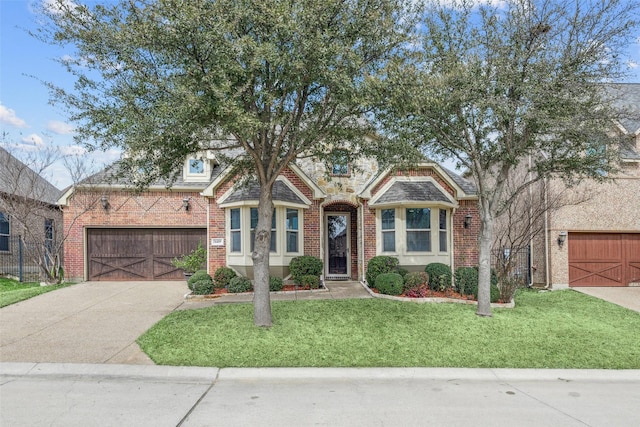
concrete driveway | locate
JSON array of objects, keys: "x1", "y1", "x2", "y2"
[
  {"x1": 573, "y1": 287, "x2": 640, "y2": 313},
  {"x1": 0, "y1": 281, "x2": 189, "y2": 364}
]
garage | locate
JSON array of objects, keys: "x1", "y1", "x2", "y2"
[
  {"x1": 87, "y1": 228, "x2": 207, "y2": 281},
  {"x1": 568, "y1": 233, "x2": 640, "y2": 287}
]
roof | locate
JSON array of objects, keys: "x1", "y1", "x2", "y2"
[
  {"x1": 607, "y1": 83, "x2": 640, "y2": 135},
  {"x1": 370, "y1": 180, "x2": 453, "y2": 206},
  {"x1": 440, "y1": 166, "x2": 477, "y2": 195},
  {"x1": 81, "y1": 160, "x2": 224, "y2": 190},
  {"x1": 0, "y1": 147, "x2": 61, "y2": 205},
  {"x1": 222, "y1": 180, "x2": 306, "y2": 205}
]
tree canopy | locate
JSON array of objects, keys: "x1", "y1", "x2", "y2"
[
  {"x1": 38, "y1": 0, "x2": 414, "y2": 326},
  {"x1": 379, "y1": 0, "x2": 639, "y2": 316}
]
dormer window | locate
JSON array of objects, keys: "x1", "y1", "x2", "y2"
[
  {"x1": 330, "y1": 149, "x2": 350, "y2": 176},
  {"x1": 183, "y1": 157, "x2": 210, "y2": 182}
]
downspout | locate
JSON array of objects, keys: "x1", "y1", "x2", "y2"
[
  {"x1": 360, "y1": 199, "x2": 365, "y2": 282},
  {"x1": 528, "y1": 155, "x2": 533, "y2": 287},
  {"x1": 544, "y1": 177, "x2": 550, "y2": 289},
  {"x1": 450, "y1": 207, "x2": 456, "y2": 276}
]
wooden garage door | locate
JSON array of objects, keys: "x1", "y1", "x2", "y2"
[
  {"x1": 568, "y1": 233, "x2": 640, "y2": 287},
  {"x1": 87, "y1": 228, "x2": 206, "y2": 281}
]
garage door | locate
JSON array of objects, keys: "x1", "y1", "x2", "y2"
[
  {"x1": 568, "y1": 233, "x2": 640, "y2": 287},
  {"x1": 87, "y1": 228, "x2": 207, "y2": 281}
]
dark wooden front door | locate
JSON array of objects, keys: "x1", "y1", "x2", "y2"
[
  {"x1": 87, "y1": 228, "x2": 206, "y2": 281},
  {"x1": 568, "y1": 233, "x2": 640, "y2": 287}
]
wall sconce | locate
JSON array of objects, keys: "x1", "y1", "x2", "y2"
[
  {"x1": 557, "y1": 231, "x2": 567, "y2": 247},
  {"x1": 101, "y1": 196, "x2": 109, "y2": 210},
  {"x1": 464, "y1": 214, "x2": 472, "y2": 229},
  {"x1": 182, "y1": 197, "x2": 190, "y2": 211}
]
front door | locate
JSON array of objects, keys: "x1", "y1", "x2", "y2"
[{"x1": 325, "y1": 213, "x2": 350, "y2": 280}]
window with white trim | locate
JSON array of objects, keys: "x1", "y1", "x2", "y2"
[
  {"x1": 406, "y1": 208, "x2": 431, "y2": 252},
  {"x1": 286, "y1": 208, "x2": 299, "y2": 253},
  {"x1": 250, "y1": 208, "x2": 276, "y2": 252},
  {"x1": 381, "y1": 208, "x2": 395, "y2": 252},
  {"x1": 230, "y1": 208, "x2": 241, "y2": 252},
  {"x1": 0, "y1": 212, "x2": 9, "y2": 252},
  {"x1": 439, "y1": 209, "x2": 447, "y2": 252}
]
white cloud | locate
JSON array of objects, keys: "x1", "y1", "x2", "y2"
[
  {"x1": 628, "y1": 61, "x2": 639, "y2": 69},
  {"x1": 47, "y1": 120, "x2": 75, "y2": 135},
  {"x1": 0, "y1": 104, "x2": 27, "y2": 128},
  {"x1": 59, "y1": 145, "x2": 86, "y2": 156},
  {"x1": 41, "y1": 0, "x2": 79, "y2": 16},
  {"x1": 21, "y1": 133, "x2": 45, "y2": 148}
]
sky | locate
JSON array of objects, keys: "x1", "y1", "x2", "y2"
[{"x1": 1, "y1": 0, "x2": 640, "y2": 190}]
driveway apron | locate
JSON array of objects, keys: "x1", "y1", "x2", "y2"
[
  {"x1": 0, "y1": 281, "x2": 189, "y2": 364},
  {"x1": 573, "y1": 287, "x2": 640, "y2": 313}
]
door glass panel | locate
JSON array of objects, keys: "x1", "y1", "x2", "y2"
[{"x1": 327, "y1": 214, "x2": 348, "y2": 275}]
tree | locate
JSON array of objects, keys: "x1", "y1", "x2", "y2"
[
  {"x1": 37, "y1": 0, "x2": 413, "y2": 326},
  {"x1": 380, "y1": 0, "x2": 639, "y2": 316}
]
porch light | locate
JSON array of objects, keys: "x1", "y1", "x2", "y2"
[
  {"x1": 557, "y1": 231, "x2": 567, "y2": 247},
  {"x1": 464, "y1": 214, "x2": 472, "y2": 229},
  {"x1": 101, "y1": 196, "x2": 109, "y2": 210},
  {"x1": 182, "y1": 197, "x2": 190, "y2": 211}
]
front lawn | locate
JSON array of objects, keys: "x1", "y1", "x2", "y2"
[
  {"x1": 0, "y1": 277, "x2": 72, "y2": 308},
  {"x1": 138, "y1": 289, "x2": 640, "y2": 369}
]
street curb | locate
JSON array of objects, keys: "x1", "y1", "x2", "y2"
[{"x1": 0, "y1": 362, "x2": 219, "y2": 384}]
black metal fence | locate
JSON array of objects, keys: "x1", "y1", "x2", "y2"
[
  {"x1": 0, "y1": 235, "x2": 45, "y2": 282},
  {"x1": 491, "y1": 246, "x2": 531, "y2": 286}
]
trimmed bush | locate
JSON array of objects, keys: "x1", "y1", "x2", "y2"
[
  {"x1": 213, "y1": 267, "x2": 236, "y2": 289},
  {"x1": 454, "y1": 267, "x2": 478, "y2": 296},
  {"x1": 425, "y1": 263, "x2": 452, "y2": 292},
  {"x1": 228, "y1": 276, "x2": 253, "y2": 293},
  {"x1": 375, "y1": 272, "x2": 404, "y2": 296},
  {"x1": 187, "y1": 270, "x2": 214, "y2": 295},
  {"x1": 403, "y1": 271, "x2": 429, "y2": 293},
  {"x1": 471, "y1": 281, "x2": 501, "y2": 303},
  {"x1": 366, "y1": 256, "x2": 399, "y2": 288},
  {"x1": 289, "y1": 256, "x2": 323, "y2": 284},
  {"x1": 297, "y1": 275, "x2": 321, "y2": 289},
  {"x1": 269, "y1": 276, "x2": 284, "y2": 292}
]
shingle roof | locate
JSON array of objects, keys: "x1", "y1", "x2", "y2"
[
  {"x1": 222, "y1": 180, "x2": 305, "y2": 205},
  {"x1": 371, "y1": 180, "x2": 452, "y2": 205},
  {"x1": 607, "y1": 83, "x2": 640, "y2": 135},
  {"x1": 0, "y1": 147, "x2": 61, "y2": 205},
  {"x1": 82, "y1": 160, "x2": 224, "y2": 190}
]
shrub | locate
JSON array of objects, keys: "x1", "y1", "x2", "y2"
[
  {"x1": 289, "y1": 256, "x2": 323, "y2": 284},
  {"x1": 228, "y1": 276, "x2": 253, "y2": 293},
  {"x1": 472, "y1": 281, "x2": 501, "y2": 303},
  {"x1": 425, "y1": 263, "x2": 452, "y2": 292},
  {"x1": 375, "y1": 272, "x2": 404, "y2": 296},
  {"x1": 269, "y1": 276, "x2": 284, "y2": 292},
  {"x1": 172, "y1": 243, "x2": 207, "y2": 274},
  {"x1": 213, "y1": 267, "x2": 236, "y2": 289},
  {"x1": 297, "y1": 275, "x2": 321, "y2": 289},
  {"x1": 454, "y1": 267, "x2": 478, "y2": 296},
  {"x1": 496, "y1": 274, "x2": 525, "y2": 303},
  {"x1": 397, "y1": 267, "x2": 409, "y2": 281},
  {"x1": 187, "y1": 270, "x2": 214, "y2": 295},
  {"x1": 403, "y1": 271, "x2": 429, "y2": 293},
  {"x1": 366, "y1": 256, "x2": 399, "y2": 288}
]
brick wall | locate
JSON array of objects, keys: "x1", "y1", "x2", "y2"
[
  {"x1": 63, "y1": 190, "x2": 207, "y2": 280},
  {"x1": 453, "y1": 200, "x2": 479, "y2": 267}
]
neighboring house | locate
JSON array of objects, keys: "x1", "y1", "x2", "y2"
[
  {"x1": 59, "y1": 152, "x2": 480, "y2": 282},
  {"x1": 0, "y1": 147, "x2": 62, "y2": 279},
  {"x1": 546, "y1": 83, "x2": 640, "y2": 288},
  {"x1": 495, "y1": 83, "x2": 640, "y2": 288}
]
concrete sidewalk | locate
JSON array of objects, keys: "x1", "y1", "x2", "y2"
[
  {"x1": 2, "y1": 363, "x2": 639, "y2": 427},
  {"x1": 573, "y1": 287, "x2": 640, "y2": 312}
]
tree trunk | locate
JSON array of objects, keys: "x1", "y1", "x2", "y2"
[
  {"x1": 476, "y1": 204, "x2": 494, "y2": 317},
  {"x1": 252, "y1": 186, "x2": 275, "y2": 327}
]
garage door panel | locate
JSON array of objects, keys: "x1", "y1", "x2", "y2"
[
  {"x1": 87, "y1": 228, "x2": 206, "y2": 281},
  {"x1": 569, "y1": 233, "x2": 639, "y2": 287}
]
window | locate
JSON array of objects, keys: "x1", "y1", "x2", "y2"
[
  {"x1": 286, "y1": 208, "x2": 299, "y2": 253},
  {"x1": 439, "y1": 209, "x2": 447, "y2": 252},
  {"x1": 330, "y1": 150, "x2": 349, "y2": 176},
  {"x1": 45, "y1": 219, "x2": 54, "y2": 256},
  {"x1": 381, "y1": 209, "x2": 395, "y2": 252},
  {"x1": 406, "y1": 208, "x2": 430, "y2": 252},
  {"x1": 0, "y1": 212, "x2": 9, "y2": 252},
  {"x1": 230, "y1": 208, "x2": 241, "y2": 252},
  {"x1": 189, "y1": 159, "x2": 204, "y2": 174},
  {"x1": 250, "y1": 208, "x2": 276, "y2": 252}
]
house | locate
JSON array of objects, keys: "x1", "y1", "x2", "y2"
[
  {"x1": 0, "y1": 147, "x2": 62, "y2": 279},
  {"x1": 495, "y1": 83, "x2": 640, "y2": 289},
  {"x1": 59, "y1": 151, "x2": 480, "y2": 282},
  {"x1": 545, "y1": 83, "x2": 640, "y2": 288}
]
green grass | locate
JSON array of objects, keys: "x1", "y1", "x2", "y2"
[
  {"x1": 0, "y1": 277, "x2": 72, "y2": 308},
  {"x1": 138, "y1": 289, "x2": 640, "y2": 369}
]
